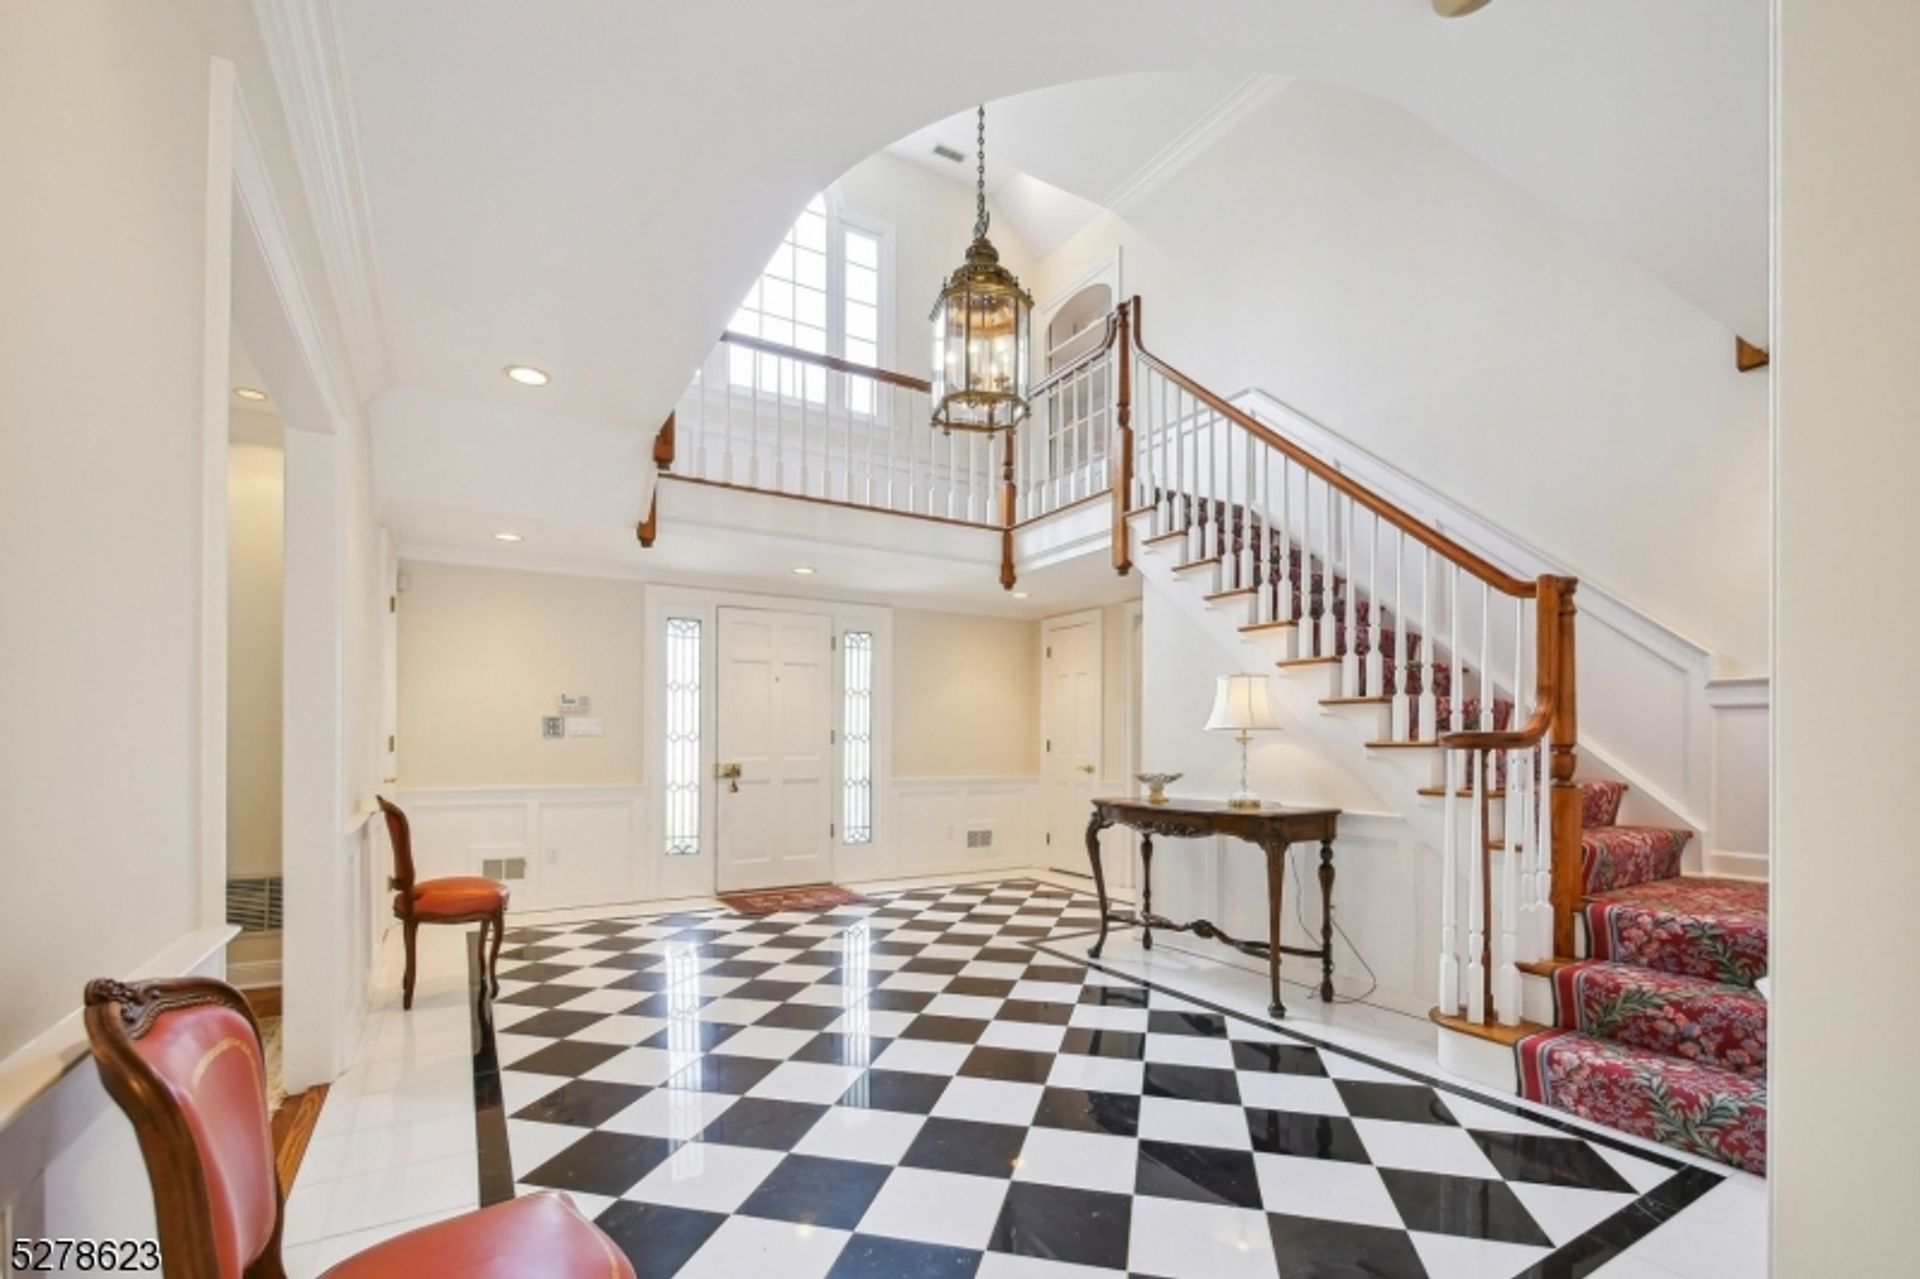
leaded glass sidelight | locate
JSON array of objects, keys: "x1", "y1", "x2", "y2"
[
  {"x1": 842, "y1": 630, "x2": 874, "y2": 844},
  {"x1": 664, "y1": 617, "x2": 702, "y2": 856}
]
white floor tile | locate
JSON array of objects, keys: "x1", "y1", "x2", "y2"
[
  {"x1": 1138, "y1": 1096, "x2": 1253, "y2": 1151},
  {"x1": 930, "y1": 1076, "x2": 1044, "y2": 1126},
  {"x1": 321, "y1": 1150, "x2": 478, "y2": 1237},
  {"x1": 673, "y1": 1215, "x2": 850, "y2": 1279},
  {"x1": 1408, "y1": 1230, "x2": 1553, "y2": 1279},
  {"x1": 1044, "y1": 1052, "x2": 1144, "y2": 1094},
  {"x1": 601, "y1": 1087, "x2": 736, "y2": 1140},
  {"x1": 791, "y1": 1105, "x2": 928, "y2": 1165},
  {"x1": 1509, "y1": 1181, "x2": 1639, "y2": 1247},
  {"x1": 624, "y1": 1141, "x2": 784, "y2": 1213},
  {"x1": 871, "y1": 1037, "x2": 972, "y2": 1076},
  {"x1": 1127, "y1": 1195, "x2": 1277, "y2": 1279},
  {"x1": 976, "y1": 1020, "x2": 1068, "y2": 1053},
  {"x1": 1011, "y1": 1126, "x2": 1137, "y2": 1194},
  {"x1": 1350, "y1": 1118, "x2": 1503, "y2": 1179},
  {"x1": 856, "y1": 1166, "x2": 1010, "y2": 1250},
  {"x1": 1234, "y1": 1070, "x2": 1347, "y2": 1116},
  {"x1": 747, "y1": 1060, "x2": 865, "y2": 1104},
  {"x1": 582, "y1": 1045, "x2": 682, "y2": 1087},
  {"x1": 1253, "y1": 1152, "x2": 1404, "y2": 1229}
]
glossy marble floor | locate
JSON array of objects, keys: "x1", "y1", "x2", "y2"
[{"x1": 282, "y1": 873, "x2": 1768, "y2": 1278}]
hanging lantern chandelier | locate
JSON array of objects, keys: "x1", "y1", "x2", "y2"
[{"x1": 929, "y1": 105, "x2": 1033, "y2": 435}]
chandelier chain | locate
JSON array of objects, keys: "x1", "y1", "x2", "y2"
[{"x1": 974, "y1": 104, "x2": 989, "y2": 240}]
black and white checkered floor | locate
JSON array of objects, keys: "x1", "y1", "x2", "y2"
[{"x1": 480, "y1": 879, "x2": 1718, "y2": 1279}]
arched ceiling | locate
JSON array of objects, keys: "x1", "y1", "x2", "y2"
[{"x1": 316, "y1": 0, "x2": 1764, "y2": 424}]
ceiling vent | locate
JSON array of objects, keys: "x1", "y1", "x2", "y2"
[{"x1": 932, "y1": 143, "x2": 966, "y2": 164}]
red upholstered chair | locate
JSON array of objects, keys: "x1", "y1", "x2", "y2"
[
  {"x1": 378, "y1": 795, "x2": 508, "y2": 1009},
  {"x1": 83, "y1": 976, "x2": 634, "y2": 1279}
]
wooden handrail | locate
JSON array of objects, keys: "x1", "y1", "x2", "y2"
[
  {"x1": 1126, "y1": 299, "x2": 1536, "y2": 598},
  {"x1": 1031, "y1": 312, "x2": 1121, "y2": 398},
  {"x1": 717, "y1": 329, "x2": 932, "y2": 393}
]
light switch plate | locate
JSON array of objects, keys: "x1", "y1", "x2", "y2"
[{"x1": 565, "y1": 716, "x2": 604, "y2": 737}]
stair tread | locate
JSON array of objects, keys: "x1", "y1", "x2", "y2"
[
  {"x1": 1516, "y1": 957, "x2": 1580, "y2": 977},
  {"x1": 1419, "y1": 786, "x2": 1508, "y2": 799},
  {"x1": 1275, "y1": 655, "x2": 1341, "y2": 669},
  {"x1": 1239, "y1": 619, "x2": 1298, "y2": 634},
  {"x1": 1428, "y1": 1008, "x2": 1548, "y2": 1046},
  {"x1": 1367, "y1": 739, "x2": 1439, "y2": 750},
  {"x1": 1172, "y1": 555, "x2": 1222, "y2": 573},
  {"x1": 1204, "y1": 586, "x2": 1258, "y2": 602},
  {"x1": 1322, "y1": 695, "x2": 1391, "y2": 706},
  {"x1": 1585, "y1": 876, "x2": 1768, "y2": 989},
  {"x1": 1142, "y1": 529, "x2": 1188, "y2": 547}
]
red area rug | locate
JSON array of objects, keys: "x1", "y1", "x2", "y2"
[{"x1": 719, "y1": 884, "x2": 869, "y2": 916}]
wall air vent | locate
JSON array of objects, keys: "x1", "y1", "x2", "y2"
[
  {"x1": 932, "y1": 143, "x2": 966, "y2": 164},
  {"x1": 225, "y1": 875, "x2": 284, "y2": 933},
  {"x1": 481, "y1": 856, "x2": 528, "y2": 882},
  {"x1": 965, "y1": 827, "x2": 994, "y2": 850}
]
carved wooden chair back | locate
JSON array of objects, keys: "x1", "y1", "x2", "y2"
[{"x1": 83, "y1": 976, "x2": 283, "y2": 1279}]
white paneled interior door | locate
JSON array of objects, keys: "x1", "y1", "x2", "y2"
[
  {"x1": 1042, "y1": 612, "x2": 1103, "y2": 874},
  {"x1": 716, "y1": 607, "x2": 834, "y2": 892}
]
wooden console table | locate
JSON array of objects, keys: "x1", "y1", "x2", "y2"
[{"x1": 1085, "y1": 797, "x2": 1341, "y2": 1017}]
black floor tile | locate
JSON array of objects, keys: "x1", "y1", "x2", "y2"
[
  {"x1": 1243, "y1": 1107, "x2": 1370, "y2": 1163},
  {"x1": 1335, "y1": 1080, "x2": 1457, "y2": 1126},
  {"x1": 1141, "y1": 1062, "x2": 1241, "y2": 1105},
  {"x1": 504, "y1": 1009, "x2": 608, "y2": 1040},
  {"x1": 1135, "y1": 1138, "x2": 1265, "y2": 1210},
  {"x1": 1468, "y1": 1130, "x2": 1637, "y2": 1193},
  {"x1": 642, "y1": 1021, "x2": 741, "y2": 1054},
  {"x1": 1231, "y1": 1041, "x2": 1327, "y2": 1076},
  {"x1": 988, "y1": 1181, "x2": 1134, "y2": 1270},
  {"x1": 839, "y1": 1068, "x2": 950, "y2": 1113},
  {"x1": 1380, "y1": 1168, "x2": 1554, "y2": 1247},
  {"x1": 958, "y1": 1046, "x2": 1055, "y2": 1084},
  {"x1": 737, "y1": 1153, "x2": 892, "y2": 1229},
  {"x1": 1032, "y1": 1086, "x2": 1140, "y2": 1137},
  {"x1": 792, "y1": 1031, "x2": 892, "y2": 1067},
  {"x1": 593, "y1": 1201, "x2": 727, "y2": 1279},
  {"x1": 752, "y1": 1000, "x2": 844, "y2": 1030},
  {"x1": 510, "y1": 1039, "x2": 627, "y2": 1078},
  {"x1": 1078, "y1": 984, "x2": 1150, "y2": 1008},
  {"x1": 943, "y1": 976, "x2": 1018, "y2": 999},
  {"x1": 521, "y1": 1130, "x2": 673, "y2": 1197},
  {"x1": 825, "y1": 1234, "x2": 982, "y2": 1279},
  {"x1": 497, "y1": 983, "x2": 598, "y2": 1009},
  {"x1": 861, "y1": 988, "x2": 937, "y2": 1013},
  {"x1": 663, "y1": 1052, "x2": 779, "y2": 1095},
  {"x1": 900, "y1": 1117, "x2": 1027, "y2": 1178},
  {"x1": 1059, "y1": 1027, "x2": 1147, "y2": 1060},
  {"x1": 901, "y1": 1014, "x2": 990, "y2": 1044},
  {"x1": 693, "y1": 1096, "x2": 828, "y2": 1150},
  {"x1": 1148, "y1": 1009, "x2": 1230, "y2": 1038},
  {"x1": 1265, "y1": 1211, "x2": 1430, "y2": 1279},
  {"x1": 512, "y1": 1079, "x2": 649, "y2": 1127},
  {"x1": 996, "y1": 999, "x2": 1075, "y2": 1026}
]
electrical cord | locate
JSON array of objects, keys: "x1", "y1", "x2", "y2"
[{"x1": 1284, "y1": 843, "x2": 1380, "y2": 1005}]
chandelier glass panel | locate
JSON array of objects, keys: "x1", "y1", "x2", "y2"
[{"x1": 929, "y1": 105, "x2": 1033, "y2": 434}]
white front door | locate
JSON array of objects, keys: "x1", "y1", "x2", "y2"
[
  {"x1": 716, "y1": 607, "x2": 834, "y2": 892},
  {"x1": 1042, "y1": 613, "x2": 1103, "y2": 874}
]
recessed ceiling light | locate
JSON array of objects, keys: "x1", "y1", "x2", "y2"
[
  {"x1": 504, "y1": 365, "x2": 550, "y2": 386},
  {"x1": 1011, "y1": 591, "x2": 1029, "y2": 599},
  {"x1": 233, "y1": 386, "x2": 269, "y2": 402},
  {"x1": 493, "y1": 531, "x2": 524, "y2": 543},
  {"x1": 792, "y1": 566, "x2": 817, "y2": 576}
]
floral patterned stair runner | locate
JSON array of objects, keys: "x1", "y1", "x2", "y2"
[
  {"x1": 1585, "y1": 876, "x2": 1769, "y2": 988},
  {"x1": 1516, "y1": 1030, "x2": 1768, "y2": 1175},
  {"x1": 1551, "y1": 961, "x2": 1767, "y2": 1077}
]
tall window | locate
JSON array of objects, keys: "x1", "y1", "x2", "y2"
[
  {"x1": 842, "y1": 630, "x2": 874, "y2": 844},
  {"x1": 663, "y1": 617, "x2": 702, "y2": 856},
  {"x1": 727, "y1": 192, "x2": 888, "y2": 411}
]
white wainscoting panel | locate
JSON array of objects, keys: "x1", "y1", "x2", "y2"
[
  {"x1": 891, "y1": 778, "x2": 1041, "y2": 880},
  {"x1": 1148, "y1": 816, "x2": 1434, "y2": 1017},
  {"x1": 392, "y1": 787, "x2": 646, "y2": 912}
]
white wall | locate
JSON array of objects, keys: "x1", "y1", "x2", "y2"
[
  {"x1": 836, "y1": 150, "x2": 1036, "y2": 379},
  {"x1": 228, "y1": 425, "x2": 286, "y2": 878},
  {"x1": 1772, "y1": 4, "x2": 1920, "y2": 1272},
  {"x1": 894, "y1": 608, "x2": 1039, "y2": 778},
  {"x1": 397, "y1": 559, "x2": 647, "y2": 787},
  {"x1": 1038, "y1": 79, "x2": 1768, "y2": 678}
]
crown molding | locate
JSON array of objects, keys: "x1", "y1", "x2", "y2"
[
  {"x1": 1102, "y1": 74, "x2": 1288, "y2": 216},
  {"x1": 251, "y1": 0, "x2": 389, "y2": 400}
]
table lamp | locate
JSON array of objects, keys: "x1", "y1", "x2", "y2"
[{"x1": 1205, "y1": 673, "x2": 1282, "y2": 810}]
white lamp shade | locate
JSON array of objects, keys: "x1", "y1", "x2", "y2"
[{"x1": 1204, "y1": 674, "x2": 1282, "y2": 732}]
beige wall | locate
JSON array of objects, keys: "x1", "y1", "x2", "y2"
[
  {"x1": 227, "y1": 430, "x2": 283, "y2": 877},
  {"x1": 1773, "y1": 3, "x2": 1920, "y2": 1271},
  {"x1": 397, "y1": 560, "x2": 645, "y2": 787},
  {"x1": 894, "y1": 608, "x2": 1040, "y2": 777}
]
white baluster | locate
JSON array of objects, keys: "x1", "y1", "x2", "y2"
[
  {"x1": 1419, "y1": 549, "x2": 1437, "y2": 741},
  {"x1": 1277, "y1": 458, "x2": 1294, "y2": 624},
  {"x1": 1498, "y1": 748, "x2": 1521, "y2": 1025},
  {"x1": 1341, "y1": 492, "x2": 1358, "y2": 695},
  {"x1": 1480, "y1": 581, "x2": 1494, "y2": 730},
  {"x1": 774, "y1": 359, "x2": 787, "y2": 493},
  {"x1": 1365, "y1": 513, "x2": 1382, "y2": 695},
  {"x1": 1318, "y1": 484, "x2": 1337, "y2": 658},
  {"x1": 1439, "y1": 749, "x2": 1461, "y2": 1014},
  {"x1": 1255, "y1": 446, "x2": 1271, "y2": 622},
  {"x1": 1466, "y1": 751, "x2": 1487, "y2": 1024},
  {"x1": 1392, "y1": 531, "x2": 1410, "y2": 739},
  {"x1": 1536, "y1": 742, "x2": 1553, "y2": 957},
  {"x1": 723, "y1": 354, "x2": 736, "y2": 485},
  {"x1": 1450, "y1": 566, "x2": 1463, "y2": 734}
]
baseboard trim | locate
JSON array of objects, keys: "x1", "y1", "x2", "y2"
[{"x1": 228, "y1": 958, "x2": 283, "y2": 990}]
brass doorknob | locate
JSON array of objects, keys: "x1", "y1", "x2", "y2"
[{"x1": 1077, "y1": 763, "x2": 1096, "y2": 774}]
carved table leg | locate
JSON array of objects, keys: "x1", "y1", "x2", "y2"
[
  {"x1": 1140, "y1": 834, "x2": 1154, "y2": 951},
  {"x1": 1263, "y1": 839, "x2": 1288, "y2": 1017},
  {"x1": 1086, "y1": 810, "x2": 1113, "y2": 958},
  {"x1": 1319, "y1": 838, "x2": 1336, "y2": 1003}
]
